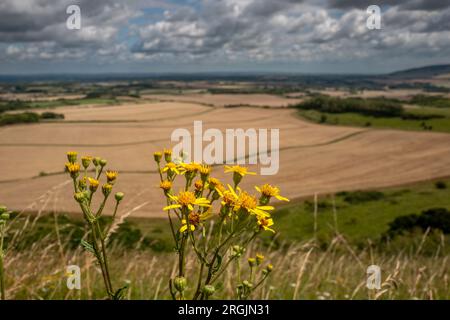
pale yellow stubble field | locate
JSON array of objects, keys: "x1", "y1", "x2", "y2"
[{"x1": 1, "y1": 96, "x2": 450, "y2": 218}]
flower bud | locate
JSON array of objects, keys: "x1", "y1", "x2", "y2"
[
  {"x1": 232, "y1": 245, "x2": 245, "y2": 257},
  {"x1": 67, "y1": 151, "x2": 78, "y2": 164},
  {"x1": 233, "y1": 172, "x2": 243, "y2": 187},
  {"x1": 0, "y1": 205, "x2": 7, "y2": 214},
  {"x1": 81, "y1": 156, "x2": 92, "y2": 169},
  {"x1": 173, "y1": 276, "x2": 187, "y2": 292},
  {"x1": 202, "y1": 285, "x2": 215, "y2": 297},
  {"x1": 263, "y1": 264, "x2": 273, "y2": 275},
  {"x1": 256, "y1": 254, "x2": 264, "y2": 266},
  {"x1": 248, "y1": 258, "x2": 256, "y2": 268},
  {"x1": 99, "y1": 159, "x2": 107, "y2": 167},
  {"x1": 1, "y1": 212, "x2": 10, "y2": 221},
  {"x1": 88, "y1": 178, "x2": 99, "y2": 192},
  {"x1": 74, "y1": 192, "x2": 86, "y2": 203},
  {"x1": 102, "y1": 184, "x2": 113, "y2": 197},
  {"x1": 164, "y1": 149, "x2": 172, "y2": 162},
  {"x1": 153, "y1": 151, "x2": 162, "y2": 163},
  {"x1": 93, "y1": 157, "x2": 101, "y2": 167},
  {"x1": 242, "y1": 280, "x2": 253, "y2": 289},
  {"x1": 115, "y1": 192, "x2": 125, "y2": 202},
  {"x1": 78, "y1": 177, "x2": 87, "y2": 191}
]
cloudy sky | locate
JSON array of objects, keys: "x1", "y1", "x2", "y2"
[{"x1": 1, "y1": 0, "x2": 449, "y2": 74}]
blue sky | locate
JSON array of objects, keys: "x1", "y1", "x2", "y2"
[{"x1": 0, "y1": 0, "x2": 449, "y2": 74}]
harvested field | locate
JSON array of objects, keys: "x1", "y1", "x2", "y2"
[
  {"x1": 1, "y1": 96, "x2": 450, "y2": 218},
  {"x1": 143, "y1": 93, "x2": 302, "y2": 107}
]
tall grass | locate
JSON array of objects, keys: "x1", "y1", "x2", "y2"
[{"x1": 1, "y1": 179, "x2": 449, "y2": 300}]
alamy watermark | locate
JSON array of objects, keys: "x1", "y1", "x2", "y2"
[
  {"x1": 66, "y1": 5, "x2": 81, "y2": 30},
  {"x1": 171, "y1": 121, "x2": 279, "y2": 175},
  {"x1": 366, "y1": 265, "x2": 381, "y2": 290},
  {"x1": 366, "y1": 5, "x2": 381, "y2": 30}
]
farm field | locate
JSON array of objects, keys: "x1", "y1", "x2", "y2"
[{"x1": 1, "y1": 94, "x2": 450, "y2": 219}]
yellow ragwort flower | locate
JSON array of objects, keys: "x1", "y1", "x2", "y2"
[
  {"x1": 164, "y1": 191, "x2": 210, "y2": 212},
  {"x1": 199, "y1": 165, "x2": 211, "y2": 180},
  {"x1": 162, "y1": 162, "x2": 181, "y2": 175},
  {"x1": 257, "y1": 216, "x2": 275, "y2": 233},
  {"x1": 194, "y1": 180, "x2": 204, "y2": 191},
  {"x1": 65, "y1": 162, "x2": 80, "y2": 176},
  {"x1": 207, "y1": 177, "x2": 222, "y2": 192},
  {"x1": 179, "y1": 210, "x2": 212, "y2": 233},
  {"x1": 88, "y1": 177, "x2": 99, "y2": 192},
  {"x1": 224, "y1": 165, "x2": 256, "y2": 177},
  {"x1": 160, "y1": 180, "x2": 172, "y2": 192},
  {"x1": 232, "y1": 187, "x2": 274, "y2": 217},
  {"x1": 105, "y1": 170, "x2": 118, "y2": 183},
  {"x1": 255, "y1": 184, "x2": 289, "y2": 202}
]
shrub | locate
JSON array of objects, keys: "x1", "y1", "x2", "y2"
[
  {"x1": 40, "y1": 111, "x2": 64, "y2": 119},
  {"x1": 386, "y1": 208, "x2": 450, "y2": 238},
  {"x1": 435, "y1": 181, "x2": 447, "y2": 189},
  {"x1": 296, "y1": 96, "x2": 404, "y2": 118},
  {"x1": 337, "y1": 190, "x2": 385, "y2": 204},
  {"x1": 0, "y1": 112, "x2": 40, "y2": 126}
]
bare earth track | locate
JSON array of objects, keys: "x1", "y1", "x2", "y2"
[{"x1": 1, "y1": 96, "x2": 450, "y2": 217}]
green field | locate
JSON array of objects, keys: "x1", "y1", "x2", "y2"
[
  {"x1": 298, "y1": 107, "x2": 450, "y2": 133},
  {"x1": 272, "y1": 179, "x2": 450, "y2": 246},
  {"x1": 21, "y1": 178, "x2": 449, "y2": 255}
]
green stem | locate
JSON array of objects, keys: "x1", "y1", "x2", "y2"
[
  {"x1": 192, "y1": 263, "x2": 205, "y2": 300},
  {"x1": 0, "y1": 226, "x2": 5, "y2": 300}
]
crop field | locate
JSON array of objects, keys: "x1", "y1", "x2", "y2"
[{"x1": 1, "y1": 93, "x2": 450, "y2": 220}]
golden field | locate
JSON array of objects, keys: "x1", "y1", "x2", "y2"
[{"x1": 1, "y1": 94, "x2": 450, "y2": 218}]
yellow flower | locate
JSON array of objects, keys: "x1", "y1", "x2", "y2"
[
  {"x1": 180, "y1": 162, "x2": 201, "y2": 180},
  {"x1": 164, "y1": 191, "x2": 210, "y2": 212},
  {"x1": 224, "y1": 165, "x2": 256, "y2": 177},
  {"x1": 67, "y1": 151, "x2": 78, "y2": 164},
  {"x1": 194, "y1": 180, "x2": 204, "y2": 191},
  {"x1": 179, "y1": 210, "x2": 212, "y2": 233},
  {"x1": 105, "y1": 170, "x2": 118, "y2": 183},
  {"x1": 234, "y1": 189, "x2": 274, "y2": 217},
  {"x1": 218, "y1": 185, "x2": 239, "y2": 206},
  {"x1": 257, "y1": 216, "x2": 275, "y2": 233},
  {"x1": 225, "y1": 165, "x2": 256, "y2": 186},
  {"x1": 199, "y1": 165, "x2": 211, "y2": 181},
  {"x1": 65, "y1": 162, "x2": 80, "y2": 177},
  {"x1": 255, "y1": 184, "x2": 289, "y2": 202},
  {"x1": 159, "y1": 180, "x2": 172, "y2": 192},
  {"x1": 88, "y1": 177, "x2": 99, "y2": 192},
  {"x1": 208, "y1": 177, "x2": 222, "y2": 191},
  {"x1": 162, "y1": 162, "x2": 181, "y2": 175}
]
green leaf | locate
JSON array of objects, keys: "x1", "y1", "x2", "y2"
[
  {"x1": 80, "y1": 240, "x2": 95, "y2": 254},
  {"x1": 113, "y1": 285, "x2": 129, "y2": 300}
]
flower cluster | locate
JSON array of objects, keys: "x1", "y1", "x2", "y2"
[
  {"x1": 154, "y1": 149, "x2": 288, "y2": 300},
  {"x1": 65, "y1": 151, "x2": 126, "y2": 300}
]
